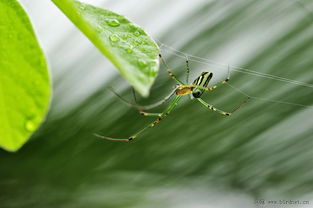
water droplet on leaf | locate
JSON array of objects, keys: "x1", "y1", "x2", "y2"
[
  {"x1": 109, "y1": 34, "x2": 120, "y2": 42},
  {"x1": 138, "y1": 73, "x2": 146, "y2": 81},
  {"x1": 150, "y1": 60, "x2": 158, "y2": 66},
  {"x1": 129, "y1": 25, "x2": 138, "y2": 32},
  {"x1": 107, "y1": 19, "x2": 120, "y2": 27},
  {"x1": 138, "y1": 59, "x2": 147, "y2": 67},
  {"x1": 149, "y1": 64, "x2": 158, "y2": 77},
  {"x1": 79, "y1": 5, "x2": 86, "y2": 10},
  {"x1": 122, "y1": 34, "x2": 130, "y2": 39},
  {"x1": 25, "y1": 119, "x2": 36, "y2": 132},
  {"x1": 133, "y1": 39, "x2": 141, "y2": 46},
  {"x1": 134, "y1": 31, "x2": 140, "y2": 36},
  {"x1": 96, "y1": 26, "x2": 103, "y2": 32}
]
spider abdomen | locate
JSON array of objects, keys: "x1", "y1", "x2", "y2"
[{"x1": 191, "y1": 72, "x2": 213, "y2": 98}]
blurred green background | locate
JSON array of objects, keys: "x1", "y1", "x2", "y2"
[{"x1": 1, "y1": 0, "x2": 313, "y2": 207}]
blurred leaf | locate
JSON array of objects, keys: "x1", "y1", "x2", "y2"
[
  {"x1": 2, "y1": 0, "x2": 313, "y2": 207},
  {"x1": 0, "y1": 0, "x2": 51, "y2": 152},
  {"x1": 52, "y1": 0, "x2": 159, "y2": 97}
]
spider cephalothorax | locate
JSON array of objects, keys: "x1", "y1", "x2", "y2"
[{"x1": 175, "y1": 72, "x2": 213, "y2": 98}]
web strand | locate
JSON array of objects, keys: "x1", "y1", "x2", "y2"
[
  {"x1": 158, "y1": 41, "x2": 313, "y2": 88},
  {"x1": 157, "y1": 40, "x2": 313, "y2": 109},
  {"x1": 226, "y1": 83, "x2": 312, "y2": 108}
]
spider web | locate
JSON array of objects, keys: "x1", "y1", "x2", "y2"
[{"x1": 157, "y1": 40, "x2": 313, "y2": 109}]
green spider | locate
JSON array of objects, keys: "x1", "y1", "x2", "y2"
[{"x1": 95, "y1": 54, "x2": 250, "y2": 142}]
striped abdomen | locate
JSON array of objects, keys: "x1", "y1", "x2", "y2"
[{"x1": 192, "y1": 72, "x2": 213, "y2": 98}]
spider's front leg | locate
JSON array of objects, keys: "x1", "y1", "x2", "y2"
[
  {"x1": 208, "y1": 75, "x2": 230, "y2": 91},
  {"x1": 159, "y1": 54, "x2": 184, "y2": 84},
  {"x1": 185, "y1": 56, "x2": 190, "y2": 83}
]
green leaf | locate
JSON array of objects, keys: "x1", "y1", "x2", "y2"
[
  {"x1": 0, "y1": 0, "x2": 51, "y2": 152},
  {"x1": 2, "y1": 1, "x2": 313, "y2": 206},
  {"x1": 52, "y1": 0, "x2": 159, "y2": 97}
]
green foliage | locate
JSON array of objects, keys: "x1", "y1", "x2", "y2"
[
  {"x1": 2, "y1": 0, "x2": 313, "y2": 207},
  {"x1": 0, "y1": 0, "x2": 50, "y2": 152},
  {"x1": 52, "y1": 0, "x2": 159, "y2": 97}
]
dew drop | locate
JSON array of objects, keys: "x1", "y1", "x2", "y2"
[
  {"x1": 25, "y1": 119, "x2": 36, "y2": 132},
  {"x1": 122, "y1": 34, "x2": 130, "y2": 39},
  {"x1": 109, "y1": 34, "x2": 120, "y2": 42},
  {"x1": 107, "y1": 19, "x2": 120, "y2": 27},
  {"x1": 138, "y1": 73, "x2": 146, "y2": 81},
  {"x1": 129, "y1": 25, "x2": 137, "y2": 32},
  {"x1": 96, "y1": 25, "x2": 103, "y2": 32},
  {"x1": 134, "y1": 31, "x2": 140, "y2": 37},
  {"x1": 119, "y1": 44, "x2": 133, "y2": 53},
  {"x1": 138, "y1": 59, "x2": 147, "y2": 67},
  {"x1": 79, "y1": 5, "x2": 86, "y2": 10},
  {"x1": 149, "y1": 65, "x2": 158, "y2": 77},
  {"x1": 150, "y1": 60, "x2": 158, "y2": 66},
  {"x1": 133, "y1": 39, "x2": 141, "y2": 46}
]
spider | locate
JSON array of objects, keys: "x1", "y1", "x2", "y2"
[{"x1": 95, "y1": 54, "x2": 250, "y2": 142}]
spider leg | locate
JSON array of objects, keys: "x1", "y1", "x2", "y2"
[
  {"x1": 108, "y1": 87, "x2": 136, "y2": 108},
  {"x1": 159, "y1": 54, "x2": 184, "y2": 84},
  {"x1": 136, "y1": 87, "x2": 177, "y2": 111},
  {"x1": 139, "y1": 111, "x2": 162, "y2": 117},
  {"x1": 196, "y1": 98, "x2": 232, "y2": 116},
  {"x1": 94, "y1": 134, "x2": 130, "y2": 142},
  {"x1": 196, "y1": 97, "x2": 250, "y2": 116},
  {"x1": 185, "y1": 56, "x2": 190, "y2": 84},
  {"x1": 108, "y1": 87, "x2": 177, "y2": 111},
  {"x1": 131, "y1": 87, "x2": 137, "y2": 104},
  {"x1": 95, "y1": 96, "x2": 182, "y2": 142},
  {"x1": 131, "y1": 88, "x2": 160, "y2": 116}
]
